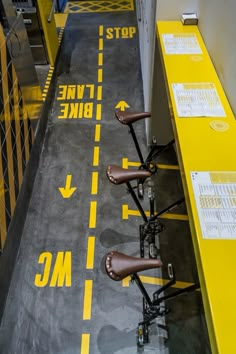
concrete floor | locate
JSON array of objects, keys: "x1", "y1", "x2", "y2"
[{"x1": 0, "y1": 7, "x2": 210, "y2": 354}]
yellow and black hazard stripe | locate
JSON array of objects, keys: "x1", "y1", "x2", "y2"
[{"x1": 64, "y1": 0, "x2": 134, "y2": 13}]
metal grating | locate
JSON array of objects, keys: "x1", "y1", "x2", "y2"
[
  {"x1": 64, "y1": 0, "x2": 134, "y2": 13},
  {"x1": 0, "y1": 24, "x2": 34, "y2": 251}
]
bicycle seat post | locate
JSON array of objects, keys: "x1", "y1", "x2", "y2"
[
  {"x1": 128, "y1": 123, "x2": 144, "y2": 165},
  {"x1": 132, "y1": 273, "x2": 152, "y2": 307},
  {"x1": 114, "y1": 110, "x2": 151, "y2": 167},
  {"x1": 147, "y1": 177, "x2": 155, "y2": 218},
  {"x1": 126, "y1": 181, "x2": 148, "y2": 223}
]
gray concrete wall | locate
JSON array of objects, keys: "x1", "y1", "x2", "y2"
[
  {"x1": 135, "y1": 0, "x2": 157, "y2": 143},
  {"x1": 136, "y1": 0, "x2": 157, "y2": 111}
]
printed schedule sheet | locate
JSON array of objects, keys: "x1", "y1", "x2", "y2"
[
  {"x1": 172, "y1": 83, "x2": 226, "y2": 117},
  {"x1": 191, "y1": 171, "x2": 236, "y2": 239}
]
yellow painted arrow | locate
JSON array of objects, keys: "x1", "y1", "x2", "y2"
[
  {"x1": 58, "y1": 175, "x2": 77, "y2": 198},
  {"x1": 115, "y1": 101, "x2": 130, "y2": 111}
]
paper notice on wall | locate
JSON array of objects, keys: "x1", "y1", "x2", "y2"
[
  {"x1": 172, "y1": 83, "x2": 226, "y2": 117},
  {"x1": 191, "y1": 171, "x2": 236, "y2": 239},
  {"x1": 162, "y1": 33, "x2": 202, "y2": 54}
]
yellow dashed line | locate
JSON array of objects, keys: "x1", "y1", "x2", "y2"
[
  {"x1": 89, "y1": 201, "x2": 97, "y2": 228},
  {"x1": 99, "y1": 25, "x2": 104, "y2": 36},
  {"x1": 98, "y1": 68, "x2": 103, "y2": 82},
  {"x1": 94, "y1": 124, "x2": 101, "y2": 142},
  {"x1": 98, "y1": 53, "x2": 103, "y2": 66},
  {"x1": 96, "y1": 104, "x2": 102, "y2": 120},
  {"x1": 91, "y1": 172, "x2": 98, "y2": 195},
  {"x1": 81, "y1": 334, "x2": 90, "y2": 354},
  {"x1": 99, "y1": 38, "x2": 103, "y2": 51},
  {"x1": 86, "y1": 236, "x2": 96, "y2": 269},
  {"x1": 93, "y1": 146, "x2": 100, "y2": 166},
  {"x1": 83, "y1": 280, "x2": 93, "y2": 320},
  {"x1": 97, "y1": 85, "x2": 102, "y2": 100}
]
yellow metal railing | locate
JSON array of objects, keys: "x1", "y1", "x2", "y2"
[{"x1": 0, "y1": 24, "x2": 34, "y2": 250}]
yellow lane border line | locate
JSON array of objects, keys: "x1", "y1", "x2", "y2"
[
  {"x1": 97, "y1": 85, "x2": 103, "y2": 100},
  {"x1": 42, "y1": 27, "x2": 65, "y2": 101},
  {"x1": 96, "y1": 104, "x2": 102, "y2": 121},
  {"x1": 97, "y1": 68, "x2": 103, "y2": 83},
  {"x1": 83, "y1": 280, "x2": 93, "y2": 320},
  {"x1": 122, "y1": 275, "x2": 199, "y2": 291},
  {"x1": 81, "y1": 333, "x2": 90, "y2": 354},
  {"x1": 122, "y1": 204, "x2": 188, "y2": 221},
  {"x1": 122, "y1": 157, "x2": 179, "y2": 170},
  {"x1": 42, "y1": 67, "x2": 54, "y2": 100},
  {"x1": 86, "y1": 236, "x2": 96, "y2": 269},
  {"x1": 91, "y1": 172, "x2": 99, "y2": 195},
  {"x1": 89, "y1": 201, "x2": 97, "y2": 228},
  {"x1": 94, "y1": 124, "x2": 101, "y2": 142},
  {"x1": 98, "y1": 53, "x2": 103, "y2": 66},
  {"x1": 93, "y1": 146, "x2": 100, "y2": 166}
]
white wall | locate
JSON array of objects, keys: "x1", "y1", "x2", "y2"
[
  {"x1": 198, "y1": 0, "x2": 236, "y2": 116},
  {"x1": 155, "y1": 0, "x2": 198, "y2": 21}
]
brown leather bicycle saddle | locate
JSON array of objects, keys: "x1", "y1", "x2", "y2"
[
  {"x1": 105, "y1": 251, "x2": 163, "y2": 281},
  {"x1": 115, "y1": 110, "x2": 151, "y2": 125},
  {"x1": 106, "y1": 165, "x2": 151, "y2": 185}
]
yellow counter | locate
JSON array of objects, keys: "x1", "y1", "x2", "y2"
[{"x1": 156, "y1": 21, "x2": 236, "y2": 354}]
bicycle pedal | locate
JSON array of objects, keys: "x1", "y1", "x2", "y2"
[
  {"x1": 168, "y1": 263, "x2": 175, "y2": 280},
  {"x1": 155, "y1": 222, "x2": 163, "y2": 233},
  {"x1": 137, "y1": 324, "x2": 149, "y2": 347},
  {"x1": 137, "y1": 324, "x2": 144, "y2": 347},
  {"x1": 138, "y1": 183, "x2": 144, "y2": 199},
  {"x1": 158, "y1": 306, "x2": 171, "y2": 316},
  {"x1": 149, "y1": 243, "x2": 158, "y2": 258},
  {"x1": 152, "y1": 136, "x2": 157, "y2": 145}
]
